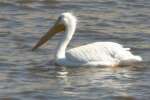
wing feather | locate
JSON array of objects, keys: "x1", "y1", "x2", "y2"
[
  {"x1": 66, "y1": 42, "x2": 123, "y2": 63},
  {"x1": 63, "y1": 41, "x2": 142, "y2": 67}
]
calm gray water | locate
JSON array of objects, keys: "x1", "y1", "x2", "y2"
[{"x1": 0, "y1": 0, "x2": 150, "y2": 100}]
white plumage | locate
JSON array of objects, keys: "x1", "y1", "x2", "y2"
[
  {"x1": 32, "y1": 12, "x2": 142, "y2": 67},
  {"x1": 65, "y1": 42, "x2": 142, "y2": 66}
]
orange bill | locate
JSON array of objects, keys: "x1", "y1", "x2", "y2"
[{"x1": 32, "y1": 21, "x2": 65, "y2": 51}]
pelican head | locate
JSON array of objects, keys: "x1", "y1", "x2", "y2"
[{"x1": 32, "y1": 12, "x2": 77, "y2": 51}]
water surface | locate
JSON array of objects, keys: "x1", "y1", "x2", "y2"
[{"x1": 0, "y1": 0, "x2": 150, "y2": 100}]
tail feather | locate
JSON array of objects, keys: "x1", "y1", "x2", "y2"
[
  {"x1": 125, "y1": 48, "x2": 131, "y2": 51},
  {"x1": 119, "y1": 55, "x2": 143, "y2": 65}
]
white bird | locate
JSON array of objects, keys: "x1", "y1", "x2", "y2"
[{"x1": 32, "y1": 12, "x2": 142, "y2": 67}]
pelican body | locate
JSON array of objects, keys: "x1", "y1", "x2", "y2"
[{"x1": 32, "y1": 12, "x2": 142, "y2": 67}]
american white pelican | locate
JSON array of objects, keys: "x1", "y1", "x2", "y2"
[{"x1": 32, "y1": 12, "x2": 142, "y2": 67}]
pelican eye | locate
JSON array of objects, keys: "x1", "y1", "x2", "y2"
[{"x1": 58, "y1": 15, "x2": 65, "y2": 21}]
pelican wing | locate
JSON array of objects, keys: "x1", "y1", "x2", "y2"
[{"x1": 66, "y1": 42, "x2": 142, "y2": 65}]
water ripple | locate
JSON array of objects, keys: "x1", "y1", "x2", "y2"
[{"x1": 0, "y1": 0, "x2": 150, "y2": 100}]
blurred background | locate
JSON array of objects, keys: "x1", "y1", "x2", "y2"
[{"x1": 0, "y1": 0, "x2": 150, "y2": 100}]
